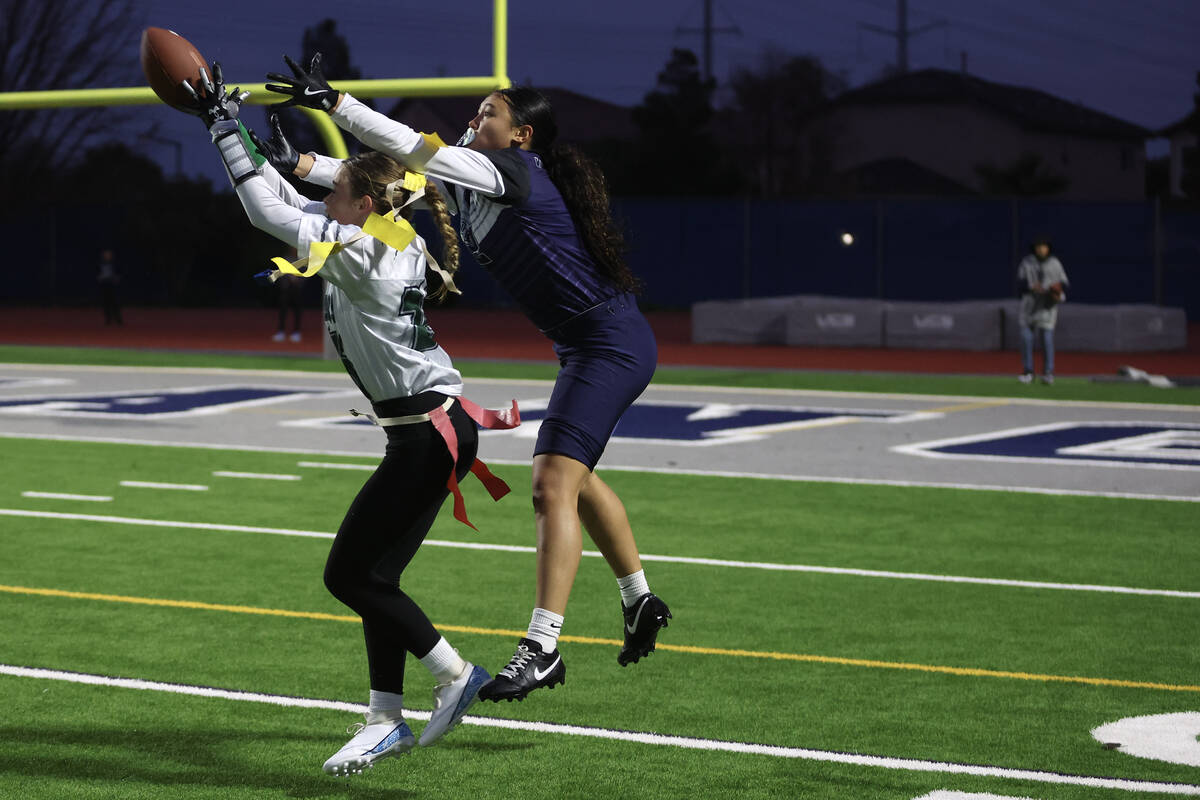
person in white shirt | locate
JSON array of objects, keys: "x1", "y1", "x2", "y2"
[
  {"x1": 188, "y1": 64, "x2": 504, "y2": 777},
  {"x1": 265, "y1": 55, "x2": 672, "y2": 703},
  {"x1": 1016, "y1": 236, "x2": 1069, "y2": 384}
]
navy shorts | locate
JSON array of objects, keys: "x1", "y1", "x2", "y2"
[{"x1": 535, "y1": 293, "x2": 657, "y2": 470}]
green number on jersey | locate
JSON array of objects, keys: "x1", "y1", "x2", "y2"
[{"x1": 399, "y1": 287, "x2": 437, "y2": 351}]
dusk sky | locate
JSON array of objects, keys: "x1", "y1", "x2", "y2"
[{"x1": 111, "y1": 0, "x2": 1200, "y2": 184}]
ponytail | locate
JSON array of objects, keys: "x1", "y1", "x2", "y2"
[
  {"x1": 498, "y1": 86, "x2": 642, "y2": 294},
  {"x1": 421, "y1": 180, "x2": 460, "y2": 302},
  {"x1": 543, "y1": 144, "x2": 640, "y2": 294}
]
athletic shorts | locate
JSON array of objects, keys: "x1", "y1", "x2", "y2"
[{"x1": 535, "y1": 293, "x2": 657, "y2": 470}]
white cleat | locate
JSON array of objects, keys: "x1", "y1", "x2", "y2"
[
  {"x1": 419, "y1": 662, "x2": 490, "y2": 746},
  {"x1": 322, "y1": 713, "x2": 415, "y2": 777}
]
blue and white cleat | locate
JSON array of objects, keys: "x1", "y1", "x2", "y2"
[
  {"x1": 419, "y1": 662, "x2": 490, "y2": 746},
  {"x1": 322, "y1": 714, "x2": 415, "y2": 777}
]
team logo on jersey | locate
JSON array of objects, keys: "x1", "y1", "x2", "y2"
[
  {"x1": 0, "y1": 385, "x2": 348, "y2": 419},
  {"x1": 284, "y1": 400, "x2": 936, "y2": 444},
  {"x1": 894, "y1": 421, "x2": 1200, "y2": 470},
  {"x1": 458, "y1": 190, "x2": 492, "y2": 265}
]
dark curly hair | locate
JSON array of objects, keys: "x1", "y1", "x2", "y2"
[{"x1": 497, "y1": 87, "x2": 641, "y2": 294}]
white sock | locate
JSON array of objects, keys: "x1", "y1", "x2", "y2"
[
  {"x1": 526, "y1": 607, "x2": 564, "y2": 653},
  {"x1": 419, "y1": 637, "x2": 467, "y2": 683},
  {"x1": 367, "y1": 689, "x2": 405, "y2": 721},
  {"x1": 617, "y1": 570, "x2": 651, "y2": 607}
]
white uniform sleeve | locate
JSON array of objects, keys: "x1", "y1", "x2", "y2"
[
  {"x1": 257, "y1": 162, "x2": 317, "y2": 210},
  {"x1": 332, "y1": 93, "x2": 507, "y2": 197},
  {"x1": 301, "y1": 149, "x2": 453, "y2": 212},
  {"x1": 305, "y1": 153, "x2": 342, "y2": 190},
  {"x1": 234, "y1": 175, "x2": 326, "y2": 247}
]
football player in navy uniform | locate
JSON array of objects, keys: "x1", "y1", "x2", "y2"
[
  {"x1": 266, "y1": 55, "x2": 672, "y2": 702},
  {"x1": 190, "y1": 64, "x2": 499, "y2": 775}
]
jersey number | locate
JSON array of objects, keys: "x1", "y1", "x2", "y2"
[{"x1": 399, "y1": 287, "x2": 438, "y2": 352}]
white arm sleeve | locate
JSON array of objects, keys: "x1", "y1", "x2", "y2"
[
  {"x1": 332, "y1": 93, "x2": 506, "y2": 197},
  {"x1": 258, "y1": 162, "x2": 314, "y2": 210},
  {"x1": 234, "y1": 175, "x2": 320, "y2": 248},
  {"x1": 304, "y1": 153, "x2": 342, "y2": 190}
]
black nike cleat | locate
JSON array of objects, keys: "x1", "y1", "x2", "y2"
[
  {"x1": 618, "y1": 593, "x2": 672, "y2": 666},
  {"x1": 478, "y1": 638, "x2": 566, "y2": 702}
]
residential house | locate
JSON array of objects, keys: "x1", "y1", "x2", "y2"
[{"x1": 798, "y1": 68, "x2": 1150, "y2": 199}]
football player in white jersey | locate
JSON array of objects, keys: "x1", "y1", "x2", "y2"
[
  {"x1": 266, "y1": 56, "x2": 671, "y2": 702},
  {"x1": 191, "y1": 65, "x2": 498, "y2": 776}
]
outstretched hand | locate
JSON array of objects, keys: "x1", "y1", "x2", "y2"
[
  {"x1": 248, "y1": 113, "x2": 300, "y2": 174},
  {"x1": 181, "y1": 62, "x2": 250, "y2": 129},
  {"x1": 265, "y1": 53, "x2": 340, "y2": 112}
]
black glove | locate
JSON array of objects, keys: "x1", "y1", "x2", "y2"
[
  {"x1": 182, "y1": 62, "x2": 249, "y2": 129},
  {"x1": 248, "y1": 113, "x2": 300, "y2": 174},
  {"x1": 265, "y1": 53, "x2": 339, "y2": 112}
]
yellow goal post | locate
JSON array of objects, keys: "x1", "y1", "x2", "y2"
[{"x1": 0, "y1": 0, "x2": 510, "y2": 159}]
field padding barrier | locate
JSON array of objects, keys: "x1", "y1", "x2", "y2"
[{"x1": 692, "y1": 295, "x2": 1187, "y2": 352}]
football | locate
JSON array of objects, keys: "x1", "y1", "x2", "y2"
[{"x1": 140, "y1": 27, "x2": 209, "y2": 112}]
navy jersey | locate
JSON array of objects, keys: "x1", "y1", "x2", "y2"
[
  {"x1": 448, "y1": 149, "x2": 619, "y2": 335},
  {"x1": 327, "y1": 95, "x2": 623, "y2": 338}
]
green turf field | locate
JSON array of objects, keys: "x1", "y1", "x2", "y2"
[{"x1": 1, "y1": 350, "x2": 1198, "y2": 798}]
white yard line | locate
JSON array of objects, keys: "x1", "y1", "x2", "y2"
[
  {"x1": 1, "y1": 507, "x2": 1196, "y2": 598},
  {"x1": 0, "y1": 431, "x2": 1195, "y2": 502},
  {"x1": 119, "y1": 481, "x2": 208, "y2": 491},
  {"x1": 21, "y1": 491, "x2": 112, "y2": 502},
  {"x1": 212, "y1": 471, "x2": 301, "y2": 481},
  {"x1": 296, "y1": 461, "x2": 374, "y2": 471},
  {"x1": 1, "y1": 664, "x2": 1197, "y2": 795}
]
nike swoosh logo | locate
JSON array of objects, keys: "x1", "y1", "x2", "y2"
[
  {"x1": 626, "y1": 599, "x2": 648, "y2": 634},
  {"x1": 533, "y1": 655, "x2": 561, "y2": 681},
  {"x1": 304, "y1": 87, "x2": 325, "y2": 96}
]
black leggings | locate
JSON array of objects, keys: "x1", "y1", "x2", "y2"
[{"x1": 323, "y1": 395, "x2": 479, "y2": 694}]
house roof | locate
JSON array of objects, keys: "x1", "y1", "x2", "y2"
[
  {"x1": 827, "y1": 68, "x2": 1150, "y2": 141},
  {"x1": 1159, "y1": 110, "x2": 1197, "y2": 137},
  {"x1": 385, "y1": 88, "x2": 635, "y2": 146}
]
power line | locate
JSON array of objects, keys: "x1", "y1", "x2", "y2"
[
  {"x1": 857, "y1": 0, "x2": 945, "y2": 74},
  {"x1": 674, "y1": 0, "x2": 742, "y2": 82}
]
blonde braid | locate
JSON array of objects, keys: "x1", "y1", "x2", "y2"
[
  {"x1": 343, "y1": 151, "x2": 460, "y2": 300},
  {"x1": 422, "y1": 180, "x2": 460, "y2": 302}
]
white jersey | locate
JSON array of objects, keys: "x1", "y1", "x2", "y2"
[{"x1": 234, "y1": 165, "x2": 463, "y2": 404}]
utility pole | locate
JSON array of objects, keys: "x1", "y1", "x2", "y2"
[
  {"x1": 676, "y1": 0, "x2": 741, "y2": 83},
  {"x1": 859, "y1": 0, "x2": 945, "y2": 75}
]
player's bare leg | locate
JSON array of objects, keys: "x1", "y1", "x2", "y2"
[
  {"x1": 577, "y1": 472, "x2": 642, "y2": 577},
  {"x1": 578, "y1": 473, "x2": 671, "y2": 665},
  {"x1": 531, "y1": 453, "x2": 591, "y2": 614},
  {"x1": 480, "y1": 453, "x2": 588, "y2": 701}
]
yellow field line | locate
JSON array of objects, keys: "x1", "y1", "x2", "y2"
[{"x1": 4, "y1": 583, "x2": 1197, "y2": 693}]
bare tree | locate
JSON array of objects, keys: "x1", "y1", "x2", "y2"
[
  {"x1": 722, "y1": 49, "x2": 847, "y2": 197},
  {"x1": 0, "y1": 0, "x2": 145, "y2": 197}
]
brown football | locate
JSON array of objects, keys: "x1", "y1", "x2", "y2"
[{"x1": 140, "y1": 27, "x2": 209, "y2": 112}]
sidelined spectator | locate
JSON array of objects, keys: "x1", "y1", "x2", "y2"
[
  {"x1": 1017, "y1": 236, "x2": 1068, "y2": 385},
  {"x1": 97, "y1": 248, "x2": 122, "y2": 325}
]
